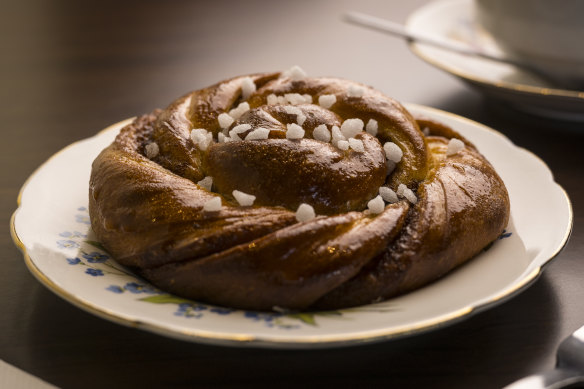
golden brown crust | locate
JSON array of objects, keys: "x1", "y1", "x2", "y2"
[
  {"x1": 313, "y1": 134, "x2": 510, "y2": 309},
  {"x1": 89, "y1": 72, "x2": 510, "y2": 311}
]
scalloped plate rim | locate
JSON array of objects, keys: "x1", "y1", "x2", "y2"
[{"x1": 10, "y1": 105, "x2": 573, "y2": 348}]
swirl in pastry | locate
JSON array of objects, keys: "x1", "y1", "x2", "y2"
[{"x1": 89, "y1": 67, "x2": 510, "y2": 311}]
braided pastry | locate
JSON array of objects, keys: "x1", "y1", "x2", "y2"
[{"x1": 89, "y1": 67, "x2": 510, "y2": 311}]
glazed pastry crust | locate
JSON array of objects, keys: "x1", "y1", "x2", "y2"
[{"x1": 89, "y1": 73, "x2": 510, "y2": 311}]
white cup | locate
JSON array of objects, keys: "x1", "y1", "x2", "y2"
[{"x1": 475, "y1": 0, "x2": 584, "y2": 87}]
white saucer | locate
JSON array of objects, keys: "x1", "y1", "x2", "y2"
[
  {"x1": 406, "y1": 0, "x2": 584, "y2": 121},
  {"x1": 11, "y1": 106, "x2": 572, "y2": 348}
]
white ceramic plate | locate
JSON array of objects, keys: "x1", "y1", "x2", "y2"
[
  {"x1": 11, "y1": 105, "x2": 572, "y2": 349},
  {"x1": 406, "y1": 0, "x2": 584, "y2": 121}
]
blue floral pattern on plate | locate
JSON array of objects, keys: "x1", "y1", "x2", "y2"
[
  {"x1": 56, "y1": 206, "x2": 365, "y2": 329},
  {"x1": 56, "y1": 205, "x2": 513, "y2": 330}
]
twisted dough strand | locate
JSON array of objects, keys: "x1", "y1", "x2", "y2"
[{"x1": 89, "y1": 71, "x2": 509, "y2": 310}]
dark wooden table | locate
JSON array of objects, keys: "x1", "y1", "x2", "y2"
[{"x1": 2, "y1": 1, "x2": 583, "y2": 388}]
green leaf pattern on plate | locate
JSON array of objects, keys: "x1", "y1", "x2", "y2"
[{"x1": 59, "y1": 206, "x2": 398, "y2": 329}]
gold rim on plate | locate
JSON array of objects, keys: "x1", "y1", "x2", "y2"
[{"x1": 9, "y1": 109, "x2": 573, "y2": 348}]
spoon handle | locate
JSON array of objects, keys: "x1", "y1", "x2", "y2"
[
  {"x1": 343, "y1": 11, "x2": 573, "y2": 88},
  {"x1": 503, "y1": 368, "x2": 584, "y2": 389},
  {"x1": 343, "y1": 11, "x2": 524, "y2": 67}
]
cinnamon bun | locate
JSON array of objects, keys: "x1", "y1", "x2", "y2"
[{"x1": 89, "y1": 67, "x2": 510, "y2": 311}]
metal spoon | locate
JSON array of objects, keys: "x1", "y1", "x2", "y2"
[
  {"x1": 503, "y1": 324, "x2": 584, "y2": 388},
  {"x1": 342, "y1": 11, "x2": 572, "y2": 89}
]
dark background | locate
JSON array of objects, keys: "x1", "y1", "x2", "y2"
[{"x1": 2, "y1": 1, "x2": 583, "y2": 388}]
